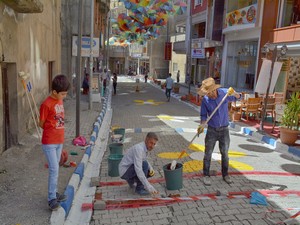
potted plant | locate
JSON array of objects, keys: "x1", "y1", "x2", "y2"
[
  {"x1": 279, "y1": 91, "x2": 300, "y2": 145},
  {"x1": 173, "y1": 83, "x2": 180, "y2": 93}
]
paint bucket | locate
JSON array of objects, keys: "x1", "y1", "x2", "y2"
[
  {"x1": 113, "y1": 128, "x2": 125, "y2": 140},
  {"x1": 109, "y1": 143, "x2": 123, "y2": 155},
  {"x1": 108, "y1": 154, "x2": 123, "y2": 177},
  {"x1": 163, "y1": 163, "x2": 183, "y2": 190}
]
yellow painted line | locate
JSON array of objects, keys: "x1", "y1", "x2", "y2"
[
  {"x1": 188, "y1": 143, "x2": 205, "y2": 152},
  {"x1": 183, "y1": 160, "x2": 203, "y2": 173},
  {"x1": 134, "y1": 99, "x2": 165, "y2": 106},
  {"x1": 157, "y1": 115, "x2": 173, "y2": 120},
  {"x1": 228, "y1": 151, "x2": 246, "y2": 158},
  {"x1": 227, "y1": 160, "x2": 254, "y2": 171},
  {"x1": 157, "y1": 152, "x2": 189, "y2": 159}
]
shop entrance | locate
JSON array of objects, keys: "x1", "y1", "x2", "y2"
[{"x1": 225, "y1": 40, "x2": 258, "y2": 91}]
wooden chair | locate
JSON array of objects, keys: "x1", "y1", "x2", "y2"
[
  {"x1": 230, "y1": 92, "x2": 247, "y2": 112},
  {"x1": 240, "y1": 97, "x2": 262, "y2": 121},
  {"x1": 274, "y1": 92, "x2": 284, "y2": 104},
  {"x1": 259, "y1": 97, "x2": 276, "y2": 121}
]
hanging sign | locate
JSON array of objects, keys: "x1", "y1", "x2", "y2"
[{"x1": 164, "y1": 42, "x2": 172, "y2": 60}]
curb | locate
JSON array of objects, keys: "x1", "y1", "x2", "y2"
[
  {"x1": 229, "y1": 122, "x2": 300, "y2": 160},
  {"x1": 50, "y1": 86, "x2": 112, "y2": 225}
]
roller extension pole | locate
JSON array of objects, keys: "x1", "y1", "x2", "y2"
[{"x1": 21, "y1": 79, "x2": 41, "y2": 140}]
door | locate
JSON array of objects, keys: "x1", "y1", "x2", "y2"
[{"x1": 1, "y1": 67, "x2": 11, "y2": 151}]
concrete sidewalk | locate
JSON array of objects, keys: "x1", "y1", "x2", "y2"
[{"x1": 0, "y1": 93, "x2": 106, "y2": 225}]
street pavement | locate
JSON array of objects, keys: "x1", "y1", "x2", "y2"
[
  {"x1": 89, "y1": 76, "x2": 300, "y2": 225},
  {"x1": 1, "y1": 75, "x2": 299, "y2": 225}
]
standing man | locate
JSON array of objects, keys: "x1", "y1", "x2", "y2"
[
  {"x1": 39, "y1": 75, "x2": 70, "y2": 210},
  {"x1": 119, "y1": 132, "x2": 159, "y2": 196},
  {"x1": 177, "y1": 70, "x2": 180, "y2": 83},
  {"x1": 197, "y1": 77, "x2": 241, "y2": 186},
  {"x1": 112, "y1": 72, "x2": 117, "y2": 95},
  {"x1": 165, "y1": 73, "x2": 174, "y2": 102}
]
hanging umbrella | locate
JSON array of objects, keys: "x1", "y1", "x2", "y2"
[{"x1": 173, "y1": 0, "x2": 187, "y2": 15}]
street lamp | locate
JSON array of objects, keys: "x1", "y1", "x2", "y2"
[{"x1": 259, "y1": 43, "x2": 288, "y2": 131}]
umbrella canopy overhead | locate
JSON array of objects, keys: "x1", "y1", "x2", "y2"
[{"x1": 109, "y1": 0, "x2": 187, "y2": 45}]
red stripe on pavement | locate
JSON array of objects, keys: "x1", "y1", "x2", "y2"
[
  {"x1": 99, "y1": 171, "x2": 300, "y2": 187},
  {"x1": 101, "y1": 190, "x2": 300, "y2": 210}
]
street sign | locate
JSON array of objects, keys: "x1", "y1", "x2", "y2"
[{"x1": 72, "y1": 36, "x2": 100, "y2": 57}]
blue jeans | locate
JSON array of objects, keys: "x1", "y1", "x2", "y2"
[
  {"x1": 121, "y1": 161, "x2": 149, "y2": 191},
  {"x1": 42, "y1": 144, "x2": 63, "y2": 201},
  {"x1": 165, "y1": 88, "x2": 172, "y2": 99},
  {"x1": 203, "y1": 126, "x2": 230, "y2": 177}
]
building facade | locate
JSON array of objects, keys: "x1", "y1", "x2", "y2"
[{"x1": 0, "y1": 0, "x2": 61, "y2": 154}]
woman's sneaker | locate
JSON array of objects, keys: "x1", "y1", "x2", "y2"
[
  {"x1": 56, "y1": 192, "x2": 67, "y2": 202},
  {"x1": 48, "y1": 199, "x2": 60, "y2": 211}
]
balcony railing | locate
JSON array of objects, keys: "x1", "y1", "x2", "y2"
[{"x1": 272, "y1": 24, "x2": 300, "y2": 43}]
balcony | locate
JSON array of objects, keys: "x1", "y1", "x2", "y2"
[
  {"x1": 2, "y1": 0, "x2": 43, "y2": 13},
  {"x1": 272, "y1": 25, "x2": 300, "y2": 43},
  {"x1": 173, "y1": 41, "x2": 186, "y2": 54}
]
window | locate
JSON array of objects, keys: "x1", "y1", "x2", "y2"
[
  {"x1": 173, "y1": 63, "x2": 178, "y2": 72},
  {"x1": 195, "y1": 0, "x2": 203, "y2": 7}
]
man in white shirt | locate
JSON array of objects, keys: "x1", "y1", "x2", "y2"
[
  {"x1": 119, "y1": 132, "x2": 159, "y2": 196},
  {"x1": 165, "y1": 73, "x2": 174, "y2": 102}
]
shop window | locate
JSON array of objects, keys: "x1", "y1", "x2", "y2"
[{"x1": 281, "y1": 0, "x2": 300, "y2": 26}]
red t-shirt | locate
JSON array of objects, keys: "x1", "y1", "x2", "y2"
[{"x1": 40, "y1": 96, "x2": 65, "y2": 144}]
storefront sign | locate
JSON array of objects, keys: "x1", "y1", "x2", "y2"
[
  {"x1": 164, "y1": 42, "x2": 172, "y2": 60},
  {"x1": 192, "y1": 48, "x2": 205, "y2": 59},
  {"x1": 225, "y1": 3, "x2": 257, "y2": 28}
]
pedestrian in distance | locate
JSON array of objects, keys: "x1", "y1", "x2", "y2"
[
  {"x1": 177, "y1": 70, "x2": 180, "y2": 83},
  {"x1": 39, "y1": 74, "x2": 70, "y2": 211},
  {"x1": 82, "y1": 73, "x2": 89, "y2": 95},
  {"x1": 119, "y1": 132, "x2": 159, "y2": 196},
  {"x1": 102, "y1": 69, "x2": 108, "y2": 94},
  {"x1": 112, "y1": 72, "x2": 117, "y2": 95},
  {"x1": 144, "y1": 71, "x2": 148, "y2": 83},
  {"x1": 197, "y1": 77, "x2": 241, "y2": 186},
  {"x1": 165, "y1": 73, "x2": 174, "y2": 102}
]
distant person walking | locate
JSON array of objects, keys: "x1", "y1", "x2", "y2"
[
  {"x1": 177, "y1": 70, "x2": 180, "y2": 83},
  {"x1": 112, "y1": 72, "x2": 117, "y2": 95},
  {"x1": 82, "y1": 73, "x2": 89, "y2": 95},
  {"x1": 39, "y1": 74, "x2": 70, "y2": 211},
  {"x1": 144, "y1": 71, "x2": 149, "y2": 83},
  {"x1": 102, "y1": 69, "x2": 109, "y2": 93},
  {"x1": 165, "y1": 73, "x2": 174, "y2": 102}
]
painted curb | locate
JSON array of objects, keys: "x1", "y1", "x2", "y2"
[{"x1": 50, "y1": 85, "x2": 113, "y2": 225}]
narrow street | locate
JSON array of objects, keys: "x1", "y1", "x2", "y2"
[{"x1": 89, "y1": 77, "x2": 300, "y2": 225}]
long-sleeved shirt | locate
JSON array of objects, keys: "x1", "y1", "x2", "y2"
[
  {"x1": 119, "y1": 142, "x2": 154, "y2": 191},
  {"x1": 200, "y1": 88, "x2": 240, "y2": 128}
]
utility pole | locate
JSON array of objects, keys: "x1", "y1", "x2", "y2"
[
  {"x1": 76, "y1": 0, "x2": 83, "y2": 137},
  {"x1": 187, "y1": 0, "x2": 192, "y2": 94},
  {"x1": 89, "y1": 0, "x2": 94, "y2": 109}
]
